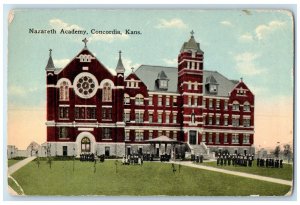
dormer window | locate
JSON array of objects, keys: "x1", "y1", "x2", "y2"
[
  {"x1": 156, "y1": 70, "x2": 169, "y2": 90},
  {"x1": 205, "y1": 75, "x2": 218, "y2": 94}
]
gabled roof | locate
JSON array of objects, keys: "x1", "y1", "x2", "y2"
[
  {"x1": 157, "y1": 70, "x2": 169, "y2": 80},
  {"x1": 205, "y1": 75, "x2": 218, "y2": 84},
  {"x1": 135, "y1": 65, "x2": 238, "y2": 97}
]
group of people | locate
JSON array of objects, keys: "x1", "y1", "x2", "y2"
[
  {"x1": 257, "y1": 158, "x2": 283, "y2": 168},
  {"x1": 122, "y1": 154, "x2": 143, "y2": 165},
  {"x1": 216, "y1": 153, "x2": 254, "y2": 167},
  {"x1": 191, "y1": 155, "x2": 204, "y2": 163},
  {"x1": 79, "y1": 153, "x2": 95, "y2": 162}
]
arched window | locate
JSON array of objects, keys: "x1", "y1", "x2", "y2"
[
  {"x1": 59, "y1": 81, "x2": 69, "y2": 101},
  {"x1": 124, "y1": 93, "x2": 130, "y2": 105},
  {"x1": 102, "y1": 82, "x2": 112, "y2": 102},
  {"x1": 81, "y1": 137, "x2": 90, "y2": 153},
  {"x1": 243, "y1": 101, "x2": 250, "y2": 112},
  {"x1": 135, "y1": 94, "x2": 144, "y2": 105},
  {"x1": 232, "y1": 100, "x2": 240, "y2": 111}
]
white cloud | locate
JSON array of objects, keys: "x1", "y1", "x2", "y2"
[
  {"x1": 107, "y1": 57, "x2": 140, "y2": 76},
  {"x1": 220, "y1": 21, "x2": 233, "y2": 27},
  {"x1": 163, "y1": 58, "x2": 177, "y2": 66},
  {"x1": 234, "y1": 52, "x2": 266, "y2": 76},
  {"x1": 49, "y1": 18, "x2": 82, "y2": 30},
  {"x1": 53, "y1": 59, "x2": 70, "y2": 68},
  {"x1": 9, "y1": 85, "x2": 39, "y2": 97},
  {"x1": 156, "y1": 18, "x2": 187, "y2": 29},
  {"x1": 255, "y1": 20, "x2": 285, "y2": 40},
  {"x1": 88, "y1": 33, "x2": 130, "y2": 43},
  {"x1": 239, "y1": 33, "x2": 254, "y2": 42}
]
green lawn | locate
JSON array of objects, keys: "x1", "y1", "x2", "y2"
[
  {"x1": 202, "y1": 160, "x2": 293, "y2": 181},
  {"x1": 8, "y1": 178, "x2": 23, "y2": 195},
  {"x1": 8, "y1": 159, "x2": 22, "y2": 167},
  {"x1": 11, "y1": 160, "x2": 291, "y2": 196}
]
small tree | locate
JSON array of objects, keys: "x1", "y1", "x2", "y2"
[
  {"x1": 283, "y1": 144, "x2": 292, "y2": 163},
  {"x1": 274, "y1": 145, "x2": 281, "y2": 158}
]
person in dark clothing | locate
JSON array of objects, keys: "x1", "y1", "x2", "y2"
[{"x1": 257, "y1": 158, "x2": 260, "y2": 167}]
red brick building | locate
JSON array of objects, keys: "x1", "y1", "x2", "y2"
[{"x1": 45, "y1": 33, "x2": 255, "y2": 157}]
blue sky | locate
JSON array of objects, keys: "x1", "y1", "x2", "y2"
[
  {"x1": 7, "y1": 9, "x2": 294, "y2": 148},
  {"x1": 8, "y1": 9, "x2": 293, "y2": 108}
]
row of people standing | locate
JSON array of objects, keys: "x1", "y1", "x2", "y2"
[
  {"x1": 217, "y1": 153, "x2": 254, "y2": 167},
  {"x1": 122, "y1": 154, "x2": 143, "y2": 165},
  {"x1": 257, "y1": 158, "x2": 283, "y2": 168}
]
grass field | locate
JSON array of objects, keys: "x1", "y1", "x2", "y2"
[
  {"x1": 8, "y1": 159, "x2": 23, "y2": 167},
  {"x1": 8, "y1": 178, "x2": 23, "y2": 195},
  {"x1": 10, "y1": 160, "x2": 291, "y2": 196},
  {"x1": 202, "y1": 160, "x2": 293, "y2": 181}
]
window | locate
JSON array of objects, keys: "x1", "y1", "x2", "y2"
[
  {"x1": 194, "y1": 97, "x2": 198, "y2": 106},
  {"x1": 224, "y1": 101, "x2": 228, "y2": 110},
  {"x1": 149, "y1": 113, "x2": 153, "y2": 123},
  {"x1": 58, "y1": 127, "x2": 68, "y2": 139},
  {"x1": 209, "y1": 116, "x2": 213, "y2": 125},
  {"x1": 135, "y1": 94, "x2": 144, "y2": 105},
  {"x1": 149, "y1": 131, "x2": 153, "y2": 139},
  {"x1": 105, "y1": 147, "x2": 110, "y2": 156},
  {"x1": 81, "y1": 137, "x2": 90, "y2": 152},
  {"x1": 188, "y1": 81, "x2": 192, "y2": 90},
  {"x1": 166, "y1": 97, "x2": 170, "y2": 106},
  {"x1": 173, "y1": 97, "x2": 177, "y2": 106},
  {"x1": 243, "y1": 134, "x2": 250, "y2": 144},
  {"x1": 59, "y1": 107, "x2": 69, "y2": 119},
  {"x1": 232, "y1": 118, "x2": 240, "y2": 127},
  {"x1": 210, "y1": 84, "x2": 217, "y2": 93},
  {"x1": 135, "y1": 130, "x2": 144, "y2": 141},
  {"x1": 173, "y1": 114, "x2": 177, "y2": 123},
  {"x1": 191, "y1": 113, "x2": 196, "y2": 123},
  {"x1": 216, "y1": 116, "x2": 220, "y2": 125},
  {"x1": 124, "y1": 93, "x2": 130, "y2": 105},
  {"x1": 208, "y1": 133, "x2": 213, "y2": 143},
  {"x1": 243, "y1": 102, "x2": 250, "y2": 112},
  {"x1": 125, "y1": 130, "x2": 130, "y2": 141},
  {"x1": 224, "y1": 117, "x2": 228, "y2": 126},
  {"x1": 232, "y1": 101, "x2": 240, "y2": 111},
  {"x1": 103, "y1": 128, "x2": 112, "y2": 139},
  {"x1": 209, "y1": 99, "x2": 213, "y2": 109},
  {"x1": 75, "y1": 107, "x2": 96, "y2": 119},
  {"x1": 102, "y1": 108, "x2": 112, "y2": 120},
  {"x1": 160, "y1": 80, "x2": 168, "y2": 88},
  {"x1": 194, "y1": 82, "x2": 198, "y2": 90},
  {"x1": 202, "y1": 133, "x2": 206, "y2": 142},
  {"x1": 188, "y1": 96, "x2": 192, "y2": 106},
  {"x1": 173, "y1": 131, "x2": 177, "y2": 139},
  {"x1": 216, "y1": 100, "x2": 220, "y2": 109},
  {"x1": 124, "y1": 111, "x2": 130, "y2": 122},
  {"x1": 166, "y1": 114, "x2": 170, "y2": 123},
  {"x1": 149, "y1": 96, "x2": 153, "y2": 105},
  {"x1": 216, "y1": 133, "x2": 220, "y2": 144},
  {"x1": 203, "y1": 99, "x2": 206, "y2": 108},
  {"x1": 135, "y1": 111, "x2": 144, "y2": 123},
  {"x1": 158, "y1": 96, "x2": 162, "y2": 106},
  {"x1": 224, "y1": 133, "x2": 228, "y2": 143},
  {"x1": 232, "y1": 134, "x2": 239, "y2": 144},
  {"x1": 59, "y1": 81, "x2": 69, "y2": 101},
  {"x1": 243, "y1": 118, "x2": 251, "y2": 127},
  {"x1": 103, "y1": 82, "x2": 112, "y2": 102},
  {"x1": 158, "y1": 113, "x2": 162, "y2": 123}
]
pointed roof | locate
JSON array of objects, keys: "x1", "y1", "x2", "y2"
[
  {"x1": 206, "y1": 75, "x2": 218, "y2": 84},
  {"x1": 180, "y1": 31, "x2": 204, "y2": 53},
  {"x1": 46, "y1": 49, "x2": 55, "y2": 70},
  {"x1": 157, "y1": 70, "x2": 169, "y2": 80},
  {"x1": 116, "y1": 50, "x2": 125, "y2": 73}
]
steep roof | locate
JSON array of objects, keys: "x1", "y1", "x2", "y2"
[
  {"x1": 180, "y1": 35, "x2": 204, "y2": 54},
  {"x1": 135, "y1": 65, "x2": 238, "y2": 97},
  {"x1": 157, "y1": 70, "x2": 169, "y2": 80},
  {"x1": 46, "y1": 49, "x2": 55, "y2": 69},
  {"x1": 205, "y1": 75, "x2": 218, "y2": 84}
]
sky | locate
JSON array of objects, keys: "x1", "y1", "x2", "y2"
[{"x1": 7, "y1": 9, "x2": 294, "y2": 150}]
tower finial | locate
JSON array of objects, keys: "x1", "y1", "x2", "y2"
[
  {"x1": 240, "y1": 77, "x2": 243, "y2": 82},
  {"x1": 82, "y1": 38, "x2": 88, "y2": 48},
  {"x1": 131, "y1": 67, "x2": 134, "y2": 73},
  {"x1": 119, "y1": 50, "x2": 122, "y2": 59},
  {"x1": 49, "y1": 49, "x2": 52, "y2": 57},
  {"x1": 190, "y1": 30, "x2": 194, "y2": 37}
]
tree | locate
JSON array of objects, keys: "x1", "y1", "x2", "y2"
[
  {"x1": 283, "y1": 144, "x2": 292, "y2": 163},
  {"x1": 274, "y1": 145, "x2": 281, "y2": 158}
]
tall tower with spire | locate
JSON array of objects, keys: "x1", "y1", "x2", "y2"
[{"x1": 178, "y1": 31, "x2": 204, "y2": 145}]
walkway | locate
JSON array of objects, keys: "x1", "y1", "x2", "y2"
[
  {"x1": 169, "y1": 161, "x2": 292, "y2": 186},
  {"x1": 7, "y1": 156, "x2": 37, "y2": 195},
  {"x1": 8, "y1": 156, "x2": 36, "y2": 175}
]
